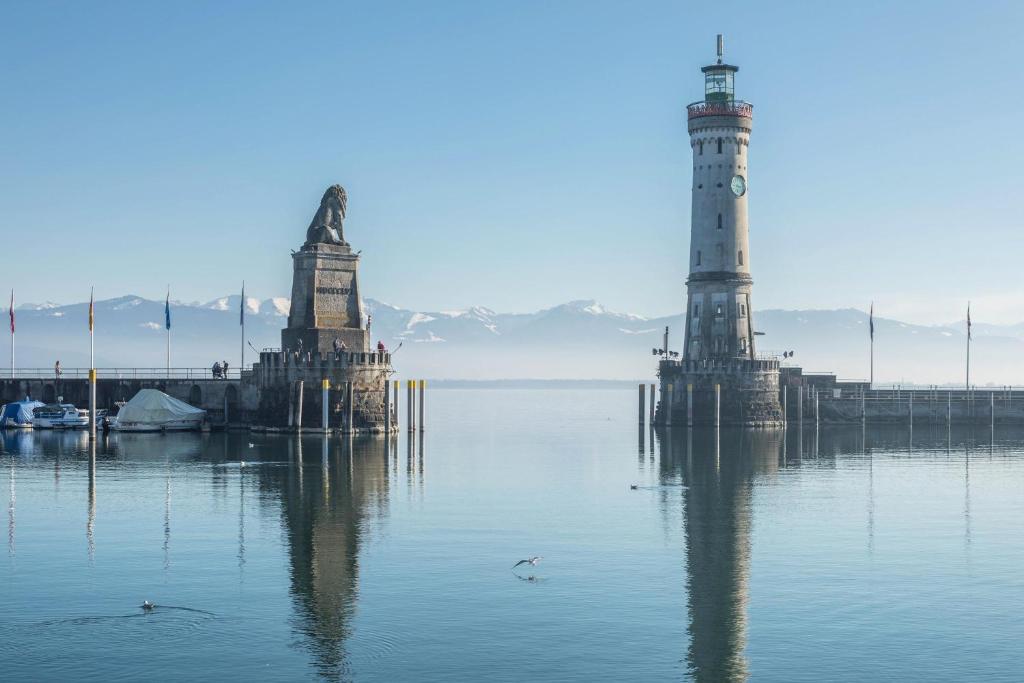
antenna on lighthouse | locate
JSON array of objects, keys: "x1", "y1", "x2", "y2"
[{"x1": 716, "y1": 34, "x2": 723, "y2": 63}]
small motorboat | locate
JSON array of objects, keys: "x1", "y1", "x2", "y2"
[{"x1": 31, "y1": 404, "x2": 90, "y2": 429}]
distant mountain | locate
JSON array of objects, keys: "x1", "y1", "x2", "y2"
[{"x1": 5, "y1": 295, "x2": 1020, "y2": 384}]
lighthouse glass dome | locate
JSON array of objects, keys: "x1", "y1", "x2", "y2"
[{"x1": 701, "y1": 65, "x2": 737, "y2": 102}]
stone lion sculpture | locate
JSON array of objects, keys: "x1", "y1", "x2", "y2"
[{"x1": 305, "y1": 185, "x2": 349, "y2": 245}]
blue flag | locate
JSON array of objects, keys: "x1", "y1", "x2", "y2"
[{"x1": 165, "y1": 291, "x2": 171, "y2": 330}]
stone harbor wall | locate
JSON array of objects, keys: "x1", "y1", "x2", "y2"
[
  {"x1": 656, "y1": 358, "x2": 784, "y2": 427},
  {"x1": 249, "y1": 350, "x2": 395, "y2": 433}
]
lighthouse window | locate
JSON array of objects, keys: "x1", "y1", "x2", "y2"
[
  {"x1": 740, "y1": 337, "x2": 747, "y2": 352},
  {"x1": 740, "y1": 304, "x2": 747, "y2": 317},
  {"x1": 699, "y1": 141, "x2": 704, "y2": 155},
  {"x1": 715, "y1": 304, "x2": 723, "y2": 316},
  {"x1": 738, "y1": 250, "x2": 744, "y2": 265},
  {"x1": 696, "y1": 250, "x2": 702, "y2": 266},
  {"x1": 717, "y1": 213, "x2": 722, "y2": 230},
  {"x1": 693, "y1": 304, "x2": 700, "y2": 318},
  {"x1": 717, "y1": 138, "x2": 723, "y2": 154}
]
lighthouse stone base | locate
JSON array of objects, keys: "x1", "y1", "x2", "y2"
[{"x1": 656, "y1": 358, "x2": 783, "y2": 427}]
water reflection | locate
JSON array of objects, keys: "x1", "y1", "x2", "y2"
[
  {"x1": 656, "y1": 423, "x2": 1021, "y2": 682},
  {"x1": 252, "y1": 434, "x2": 392, "y2": 679},
  {"x1": 659, "y1": 428, "x2": 780, "y2": 682}
]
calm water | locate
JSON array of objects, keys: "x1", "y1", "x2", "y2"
[{"x1": 2, "y1": 389, "x2": 1023, "y2": 681}]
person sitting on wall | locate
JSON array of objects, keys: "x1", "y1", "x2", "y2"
[{"x1": 212, "y1": 361, "x2": 222, "y2": 379}]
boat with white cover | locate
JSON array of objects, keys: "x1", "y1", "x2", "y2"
[{"x1": 112, "y1": 389, "x2": 206, "y2": 432}]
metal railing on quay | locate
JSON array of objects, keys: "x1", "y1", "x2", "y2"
[{"x1": 4, "y1": 368, "x2": 243, "y2": 381}]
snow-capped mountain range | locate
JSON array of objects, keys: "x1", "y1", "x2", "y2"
[{"x1": 6, "y1": 295, "x2": 1021, "y2": 384}]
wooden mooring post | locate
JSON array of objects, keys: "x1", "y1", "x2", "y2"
[
  {"x1": 947, "y1": 391, "x2": 951, "y2": 425},
  {"x1": 418, "y1": 380, "x2": 426, "y2": 432},
  {"x1": 393, "y1": 380, "x2": 399, "y2": 430},
  {"x1": 343, "y1": 381, "x2": 353, "y2": 432},
  {"x1": 638, "y1": 383, "x2": 645, "y2": 425},
  {"x1": 714, "y1": 384, "x2": 721, "y2": 429},
  {"x1": 384, "y1": 379, "x2": 392, "y2": 433},
  {"x1": 783, "y1": 386, "x2": 788, "y2": 428},
  {"x1": 407, "y1": 380, "x2": 415, "y2": 432},
  {"x1": 649, "y1": 384, "x2": 655, "y2": 425},
  {"x1": 665, "y1": 384, "x2": 673, "y2": 428},
  {"x1": 687, "y1": 383, "x2": 694, "y2": 428},
  {"x1": 321, "y1": 378, "x2": 330, "y2": 431},
  {"x1": 295, "y1": 380, "x2": 304, "y2": 433},
  {"x1": 991, "y1": 391, "x2": 995, "y2": 431},
  {"x1": 798, "y1": 386, "x2": 804, "y2": 428},
  {"x1": 909, "y1": 392, "x2": 913, "y2": 427}
]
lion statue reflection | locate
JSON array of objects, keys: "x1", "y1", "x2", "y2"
[{"x1": 305, "y1": 185, "x2": 349, "y2": 246}]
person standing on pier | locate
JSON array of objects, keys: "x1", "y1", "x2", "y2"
[
  {"x1": 54, "y1": 360, "x2": 61, "y2": 380},
  {"x1": 222, "y1": 360, "x2": 229, "y2": 379}
]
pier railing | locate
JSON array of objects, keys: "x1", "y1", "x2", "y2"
[{"x1": 4, "y1": 367, "x2": 243, "y2": 380}]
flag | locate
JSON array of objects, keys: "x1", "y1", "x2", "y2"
[
  {"x1": 869, "y1": 302, "x2": 874, "y2": 340},
  {"x1": 165, "y1": 290, "x2": 171, "y2": 330},
  {"x1": 89, "y1": 287, "x2": 94, "y2": 332},
  {"x1": 8, "y1": 290, "x2": 13, "y2": 334},
  {"x1": 240, "y1": 282, "x2": 245, "y2": 326},
  {"x1": 967, "y1": 302, "x2": 971, "y2": 340}
]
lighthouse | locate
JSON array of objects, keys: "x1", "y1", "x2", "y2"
[
  {"x1": 656, "y1": 36, "x2": 783, "y2": 427},
  {"x1": 684, "y1": 34, "x2": 755, "y2": 362}
]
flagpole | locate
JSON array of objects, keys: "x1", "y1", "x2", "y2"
[
  {"x1": 240, "y1": 281, "x2": 245, "y2": 374},
  {"x1": 166, "y1": 286, "x2": 171, "y2": 378},
  {"x1": 9, "y1": 289, "x2": 14, "y2": 379},
  {"x1": 89, "y1": 287, "x2": 96, "y2": 440},
  {"x1": 869, "y1": 302, "x2": 874, "y2": 389},
  {"x1": 966, "y1": 302, "x2": 971, "y2": 391}
]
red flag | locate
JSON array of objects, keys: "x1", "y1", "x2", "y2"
[{"x1": 8, "y1": 290, "x2": 13, "y2": 334}]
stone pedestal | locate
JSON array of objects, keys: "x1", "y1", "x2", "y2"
[{"x1": 282, "y1": 242, "x2": 368, "y2": 355}]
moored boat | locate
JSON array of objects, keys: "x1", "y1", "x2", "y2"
[
  {"x1": 111, "y1": 389, "x2": 206, "y2": 432},
  {"x1": 31, "y1": 404, "x2": 90, "y2": 429},
  {"x1": 1, "y1": 399, "x2": 45, "y2": 429}
]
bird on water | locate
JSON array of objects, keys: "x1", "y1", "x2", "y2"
[
  {"x1": 513, "y1": 557, "x2": 542, "y2": 569},
  {"x1": 141, "y1": 601, "x2": 155, "y2": 611}
]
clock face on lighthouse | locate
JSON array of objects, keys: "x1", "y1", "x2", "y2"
[{"x1": 730, "y1": 174, "x2": 747, "y2": 197}]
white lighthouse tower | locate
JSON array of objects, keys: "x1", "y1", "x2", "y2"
[
  {"x1": 656, "y1": 36, "x2": 782, "y2": 427},
  {"x1": 683, "y1": 34, "x2": 756, "y2": 362}
]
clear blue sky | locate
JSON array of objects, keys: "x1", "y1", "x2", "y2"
[{"x1": 2, "y1": 1, "x2": 1022, "y2": 324}]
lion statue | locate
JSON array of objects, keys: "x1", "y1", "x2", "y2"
[{"x1": 305, "y1": 185, "x2": 349, "y2": 246}]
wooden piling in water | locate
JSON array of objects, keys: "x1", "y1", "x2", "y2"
[
  {"x1": 295, "y1": 380, "x2": 304, "y2": 432},
  {"x1": 783, "y1": 386, "x2": 788, "y2": 428},
  {"x1": 714, "y1": 384, "x2": 721, "y2": 428},
  {"x1": 322, "y1": 379, "x2": 330, "y2": 431},
  {"x1": 88, "y1": 368, "x2": 97, "y2": 440},
  {"x1": 799, "y1": 386, "x2": 804, "y2": 428},
  {"x1": 947, "y1": 391, "x2": 951, "y2": 425},
  {"x1": 638, "y1": 384, "x2": 645, "y2": 425},
  {"x1": 346, "y1": 381, "x2": 354, "y2": 433},
  {"x1": 814, "y1": 389, "x2": 819, "y2": 430},
  {"x1": 665, "y1": 384, "x2": 673, "y2": 428},
  {"x1": 649, "y1": 384, "x2": 655, "y2": 425},
  {"x1": 384, "y1": 380, "x2": 392, "y2": 433},
  {"x1": 407, "y1": 380, "x2": 415, "y2": 432},
  {"x1": 288, "y1": 381, "x2": 295, "y2": 428},
  {"x1": 687, "y1": 383, "x2": 694, "y2": 428},
  {"x1": 418, "y1": 380, "x2": 426, "y2": 432},
  {"x1": 909, "y1": 392, "x2": 913, "y2": 427},
  {"x1": 393, "y1": 380, "x2": 399, "y2": 430},
  {"x1": 991, "y1": 391, "x2": 995, "y2": 431}
]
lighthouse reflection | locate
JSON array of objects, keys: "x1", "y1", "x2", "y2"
[
  {"x1": 658, "y1": 427, "x2": 781, "y2": 683},
  {"x1": 253, "y1": 434, "x2": 391, "y2": 679}
]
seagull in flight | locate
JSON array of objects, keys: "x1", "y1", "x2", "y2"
[{"x1": 513, "y1": 556, "x2": 542, "y2": 569}]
